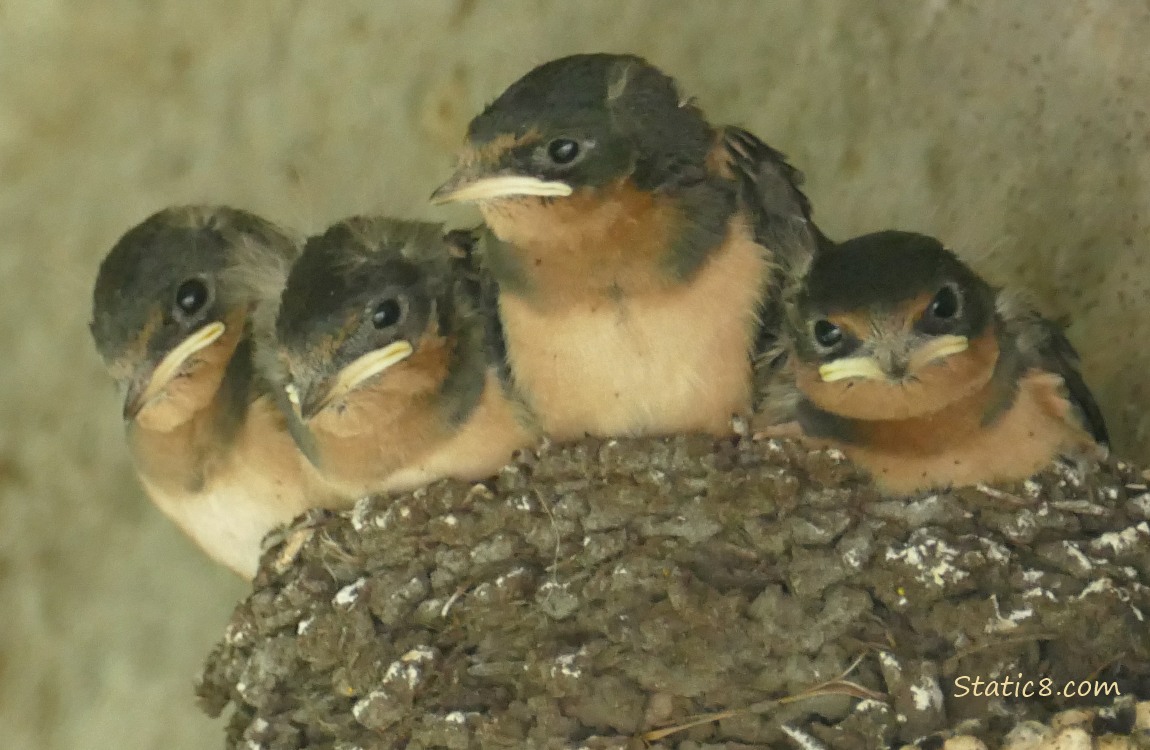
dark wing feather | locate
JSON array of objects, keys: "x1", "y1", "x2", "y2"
[
  {"x1": 1003, "y1": 299, "x2": 1110, "y2": 447},
  {"x1": 721, "y1": 126, "x2": 832, "y2": 272},
  {"x1": 1032, "y1": 319, "x2": 1110, "y2": 447},
  {"x1": 444, "y1": 227, "x2": 514, "y2": 394},
  {"x1": 720, "y1": 127, "x2": 829, "y2": 415}
]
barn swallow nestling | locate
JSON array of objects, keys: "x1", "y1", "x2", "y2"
[
  {"x1": 90, "y1": 206, "x2": 344, "y2": 579},
  {"x1": 430, "y1": 53, "x2": 819, "y2": 441},
  {"x1": 768, "y1": 230, "x2": 1109, "y2": 495},
  {"x1": 272, "y1": 217, "x2": 536, "y2": 498}
]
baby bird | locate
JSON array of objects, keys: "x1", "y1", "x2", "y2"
[
  {"x1": 90, "y1": 206, "x2": 343, "y2": 578},
  {"x1": 272, "y1": 217, "x2": 536, "y2": 497},
  {"x1": 431, "y1": 53, "x2": 818, "y2": 440},
  {"x1": 768, "y1": 230, "x2": 1108, "y2": 495}
]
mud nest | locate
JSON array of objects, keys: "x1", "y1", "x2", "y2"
[{"x1": 198, "y1": 436, "x2": 1150, "y2": 749}]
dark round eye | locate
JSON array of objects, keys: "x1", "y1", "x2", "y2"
[
  {"x1": 371, "y1": 299, "x2": 403, "y2": 329},
  {"x1": 927, "y1": 285, "x2": 961, "y2": 320},
  {"x1": 174, "y1": 278, "x2": 209, "y2": 317},
  {"x1": 547, "y1": 138, "x2": 580, "y2": 165},
  {"x1": 813, "y1": 319, "x2": 842, "y2": 348}
]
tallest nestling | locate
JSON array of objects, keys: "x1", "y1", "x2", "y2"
[{"x1": 433, "y1": 53, "x2": 822, "y2": 440}]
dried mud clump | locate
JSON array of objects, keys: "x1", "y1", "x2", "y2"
[{"x1": 198, "y1": 436, "x2": 1150, "y2": 749}]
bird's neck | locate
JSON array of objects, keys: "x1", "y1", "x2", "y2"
[
  {"x1": 480, "y1": 178, "x2": 734, "y2": 311},
  {"x1": 303, "y1": 334, "x2": 488, "y2": 492},
  {"x1": 797, "y1": 331, "x2": 1023, "y2": 454},
  {"x1": 127, "y1": 330, "x2": 254, "y2": 495}
]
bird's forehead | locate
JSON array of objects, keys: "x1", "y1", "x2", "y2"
[
  {"x1": 823, "y1": 292, "x2": 937, "y2": 338},
  {"x1": 459, "y1": 130, "x2": 543, "y2": 166}
]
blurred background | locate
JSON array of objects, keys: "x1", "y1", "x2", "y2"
[{"x1": 1, "y1": 2, "x2": 1147, "y2": 748}]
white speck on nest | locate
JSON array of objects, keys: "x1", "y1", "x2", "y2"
[
  {"x1": 1131, "y1": 493, "x2": 1150, "y2": 515},
  {"x1": 824, "y1": 448, "x2": 846, "y2": 461},
  {"x1": 399, "y1": 505, "x2": 411, "y2": 518},
  {"x1": 612, "y1": 564, "x2": 629, "y2": 576},
  {"x1": 296, "y1": 616, "x2": 314, "y2": 636},
  {"x1": 444, "y1": 711, "x2": 469, "y2": 724},
  {"x1": 251, "y1": 718, "x2": 269, "y2": 732},
  {"x1": 853, "y1": 699, "x2": 890, "y2": 713},
  {"x1": 551, "y1": 646, "x2": 587, "y2": 679},
  {"x1": 885, "y1": 538, "x2": 969, "y2": 587},
  {"x1": 442, "y1": 514, "x2": 459, "y2": 527},
  {"x1": 582, "y1": 535, "x2": 591, "y2": 547},
  {"x1": 350, "y1": 496, "x2": 374, "y2": 531},
  {"x1": 402, "y1": 646, "x2": 435, "y2": 663},
  {"x1": 1062, "y1": 542, "x2": 1102, "y2": 572},
  {"x1": 781, "y1": 723, "x2": 827, "y2": 750},
  {"x1": 1106, "y1": 487, "x2": 1121, "y2": 500},
  {"x1": 976, "y1": 537, "x2": 1011, "y2": 564},
  {"x1": 333, "y1": 577, "x2": 366, "y2": 607},
  {"x1": 384, "y1": 660, "x2": 423, "y2": 690},
  {"x1": 244, "y1": 741, "x2": 263, "y2": 750},
  {"x1": 988, "y1": 594, "x2": 1034, "y2": 632},
  {"x1": 1077, "y1": 578, "x2": 1115, "y2": 600},
  {"x1": 224, "y1": 621, "x2": 251, "y2": 646},
  {"x1": 842, "y1": 548, "x2": 864, "y2": 569},
  {"x1": 495, "y1": 567, "x2": 527, "y2": 587},
  {"x1": 512, "y1": 495, "x2": 533, "y2": 511},
  {"x1": 352, "y1": 690, "x2": 388, "y2": 721},
  {"x1": 1022, "y1": 587, "x2": 1057, "y2": 602},
  {"x1": 878, "y1": 651, "x2": 902, "y2": 672},
  {"x1": 1022, "y1": 569, "x2": 1044, "y2": 583},
  {"x1": 1092, "y1": 522, "x2": 1150, "y2": 554},
  {"x1": 910, "y1": 676, "x2": 944, "y2": 712},
  {"x1": 540, "y1": 580, "x2": 568, "y2": 593},
  {"x1": 1023, "y1": 479, "x2": 1042, "y2": 496}
]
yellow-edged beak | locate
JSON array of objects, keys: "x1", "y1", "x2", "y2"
[
  {"x1": 908, "y1": 334, "x2": 969, "y2": 370},
  {"x1": 817, "y1": 356, "x2": 887, "y2": 383},
  {"x1": 817, "y1": 335, "x2": 969, "y2": 383},
  {"x1": 430, "y1": 173, "x2": 573, "y2": 205},
  {"x1": 299, "y1": 340, "x2": 415, "y2": 419},
  {"x1": 124, "y1": 321, "x2": 227, "y2": 419}
]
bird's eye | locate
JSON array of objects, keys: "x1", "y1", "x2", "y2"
[
  {"x1": 813, "y1": 319, "x2": 842, "y2": 348},
  {"x1": 371, "y1": 299, "x2": 403, "y2": 329},
  {"x1": 547, "y1": 138, "x2": 580, "y2": 165},
  {"x1": 927, "y1": 285, "x2": 962, "y2": 320},
  {"x1": 174, "y1": 278, "x2": 209, "y2": 317}
]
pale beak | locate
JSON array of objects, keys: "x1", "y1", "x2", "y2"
[
  {"x1": 817, "y1": 334, "x2": 969, "y2": 383},
  {"x1": 430, "y1": 174, "x2": 573, "y2": 205},
  {"x1": 818, "y1": 356, "x2": 887, "y2": 383},
  {"x1": 300, "y1": 340, "x2": 414, "y2": 419},
  {"x1": 908, "y1": 334, "x2": 969, "y2": 370},
  {"x1": 124, "y1": 321, "x2": 227, "y2": 419}
]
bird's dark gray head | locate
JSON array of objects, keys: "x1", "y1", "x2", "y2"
[
  {"x1": 789, "y1": 231, "x2": 998, "y2": 382},
  {"x1": 275, "y1": 217, "x2": 456, "y2": 418},
  {"x1": 432, "y1": 53, "x2": 716, "y2": 203},
  {"x1": 90, "y1": 205, "x2": 297, "y2": 418}
]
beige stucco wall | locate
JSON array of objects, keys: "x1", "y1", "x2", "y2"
[{"x1": 2, "y1": 2, "x2": 1146, "y2": 748}]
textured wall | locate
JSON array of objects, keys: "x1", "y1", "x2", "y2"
[{"x1": 1, "y1": 2, "x2": 1146, "y2": 748}]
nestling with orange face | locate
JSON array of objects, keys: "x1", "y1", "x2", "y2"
[
  {"x1": 272, "y1": 217, "x2": 537, "y2": 498},
  {"x1": 89, "y1": 206, "x2": 344, "y2": 578},
  {"x1": 767, "y1": 230, "x2": 1109, "y2": 495},
  {"x1": 431, "y1": 53, "x2": 821, "y2": 441}
]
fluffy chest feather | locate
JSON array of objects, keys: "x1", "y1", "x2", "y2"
[
  {"x1": 133, "y1": 395, "x2": 342, "y2": 578},
  {"x1": 499, "y1": 221, "x2": 768, "y2": 439},
  {"x1": 834, "y1": 370, "x2": 1098, "y2": 494}
]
